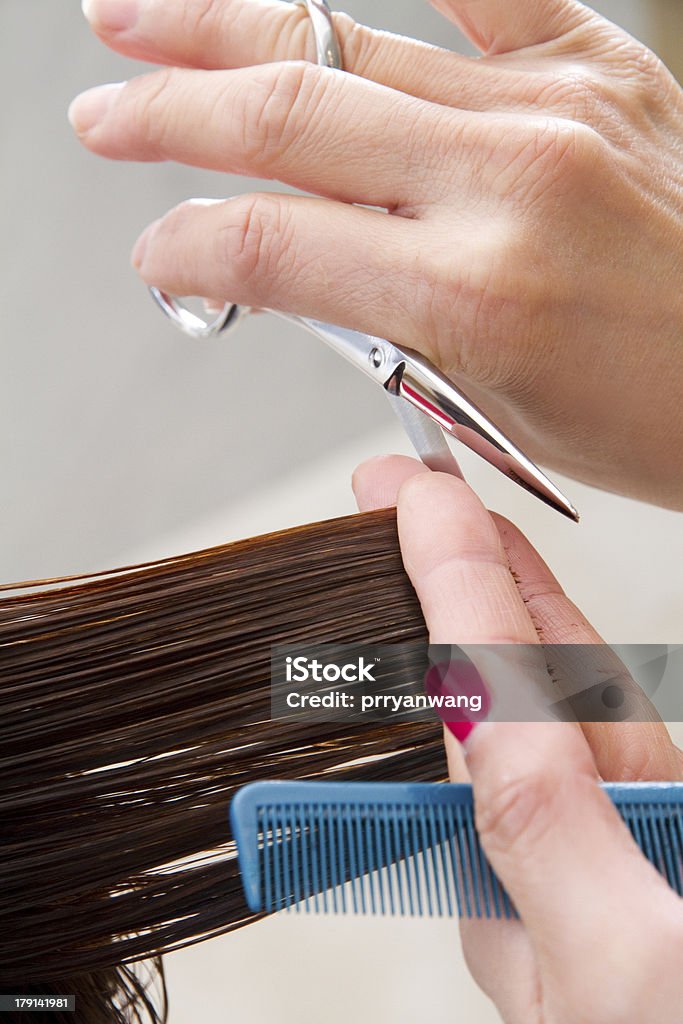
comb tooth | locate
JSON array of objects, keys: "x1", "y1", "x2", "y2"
[
  {"x1": 415, "y1": 803, "x2": 434, "y2": 916},
  {"x1": 290, "y1": 803, "x2": 302, "y2": 912},
  {"x1": 669, "y1": 805, "x2": 683, "y2": 895},
  {"x1": 485, "y1": 853, "x2": 501, "y2": 919},
  {"x1": 454, "y1": 805, "x2": 472, "y2": 918},
  {"x1": 435, "y1": 804, "x2": 451, "y2": 917},
  {"x1": 266, "y1": 806, "x2": 274, "y2": 913},
  {"x1": 646, "y1": 805, "x2": 666, "y2": 880},
  {"x1": 656, "y1": 806, "x2": 677, "y2": 892},
  {"x1": 272, "y1": 805, "x2": 284, "y2": 913},
  {"x1": 425, "y1": 803, "x2": 443, "y2": 917},
  {"x1": 627, "y1": 803, "x2": 645, "y2": 866},
  {"x1": 392, "y1": 806, "x2": 405, "y2": 916},
  {"x1": 372, "y1": 805, "x2": 387, "y2": 916},
  {"x1": 345, "y1": 805, "x2": 359, "y2": 914},
  {"x1": 440, "y1": 806, "x2": 462, "y2": 921},
  {"x1": 309, "y1": 804, "x2": 320, "y2": 914},
  {"x1": 354, "y1": 804, "x2": 367, "y2": 914},
  {"x1": 281, "y1": 805, "x2": 290, "y2": 911},
  {"x1": 640, "y1": 804, "x2": 655, "y2": 866},
  {"x1": 327, "y1": 802, "x2": 339, "y2": 913},
  {"x1": 641, "y1": 806, "x2": 656, "y2": 867},
  {"x1": 474, "y1": 814, "x2": 493, "y2": 919},
  {"x1": 408, "y1": 804, "x2": 425, "y2": 917},
  {"x1": 298, "y1": 802, "x2": 310, "y2": 913},
  {"x1": 317, "y1": 803, "x2": 329, "y2": 913},
  {"x1": 262, "y1": 805, "x2": 273, "y2": 913},
  {"x1": 379, "y1": 805, "x2": 396, "y2": 916},
  {"x1": 501, "y1": 880, "x2": 516, "y2": 920},
  {"x1": 336, "y1": 803, "x2": 347, "y2": 914},
  {"x1": 434, "y1": 803, "x2": 454, "y2": 918},
  {"x1": 400, "y1": 803, "x2": 417, "y2": 917},
  {"x1": 390, "y1": 805, "x2": 406, "y2": 916},
  {"x1": 282, "y1": 805, "x2": 293, "y2": 912},
  {"x1": 364, "y1": 803, "x2": 377, "y2": 915},
  {"x1": 463, "y1": 805, "x2": 483, "y2": 918}
]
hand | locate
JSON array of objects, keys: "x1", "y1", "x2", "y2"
[
  {"x1": 353, "y1": 453, "x2": 683, "y2": 1023},
  {"x1": 70, "y1": 0, "x2": 683, "y2": 508}
]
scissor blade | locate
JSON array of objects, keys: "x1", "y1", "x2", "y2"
[
  {"x1": 393, "y1": 348, "x2": 579, "y2": 522},
  {"x1": 290, "y1": 315, "x2": 578, "y2": 520},
  {"x1": 386, "y1": 394, "x2": 464, "y2": 478}
]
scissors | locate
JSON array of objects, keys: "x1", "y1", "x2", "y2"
[{"x1": 149, "y1": 0, "x2": 579, "y2": 523}]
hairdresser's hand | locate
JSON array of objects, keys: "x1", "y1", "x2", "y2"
[
  {"x1": 71, "y1": 0, "x2": 683, "y2": 508},
  {"x1": 353, "y1": 454, "x2": 683, "y2": 1023}
]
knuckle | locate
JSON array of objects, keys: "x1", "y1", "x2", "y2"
[
  {"x1": 532, "y1": 68, "x2": 611, "y2": 126},
  {"x1": 615, "y1": 43, "x2": 681, "y2": 115},
  {"x1": 247, "y1": 60, "x2": 324, "y2": 164},
  {"x1": 183, "y1": 0, "x2": 225, "y2": 36},
  {"x1": 475, "y1": 116, "x2": 609, "y2": 204},
  {"x1": 475, "y1": 769, "x2": 560, "y2": 858},
  {"x1": 335, "y1": 14, "x2": 380, "y2": 78},
  {"x1": 421, "y1": 227, "x2": 535, "y2": 388},
  {"x1": 162, "y1": 198, "x2": 200, "y2": 238},
  {"x1": 219, "y1": 194, "x2": 290, "y2": 294},
  {"x1": 560, "y1": 119, "x2": 611, "y2": 181},
  {"x1": 521, "y1": 118, "x2": 610, "y2": 195},
  {"x1": 129, "y1": 67, "x2": 179, "y2": 156}
]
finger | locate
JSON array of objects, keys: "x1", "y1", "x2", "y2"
[
  {"x1": 129, "y1": 196, "x2": 439, "y2": 353},
  {"x1": 352, "y1": 455, "x2": 429, "y2": 513},
  {"x1": 493, "y1": 514, "x2": 683, "y2": 782},
  {"x1": 390, "y1": 486, "x2": 544, "y2": 1022},
  {"x1": 81, "y1": 0, "x2": 534, "y2": 112},
  {"x1": 397, "y1": 473, "x2": 539, "y2": 646},
  {"x1": 455, "y1": 720, "x2": 680, "y2": 998},
  {"x1": 68, "y1": 62, "x2": 446, "y2": 210},
  {"x1": 430, "y1": 0, "x2": 595, "y2": 56}
]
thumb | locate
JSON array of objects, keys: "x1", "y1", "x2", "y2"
[
  {"x1": 451, "y1": 721, "x2": 679, "y2": 990},
  {"x1": 430, "y1": 0, "x2": 593, "y2": 55}
]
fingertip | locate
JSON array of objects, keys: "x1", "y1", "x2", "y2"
[
  {"x1": 82, "y1": 0, "x2": 139, "y2": 34},
  {"x1": 397, "y1": 469, "x2": 478, "y2": 509},
  {"x1": 130, "y1": 219, "x2": 160, "y2": 272},
  {"x1": 443, "y1": 724, "x2": 471, "y2": 782},
  {"x1": 352, "y1": 454, "x2": 427, "y2": 512},
  {"x1": 397, "y1": 471, "x2": 497, "y2": 550}
]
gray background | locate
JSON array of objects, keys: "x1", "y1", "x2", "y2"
[
  {"x1": 0, "y1": 0, "x2": 653, "y2": 584},
  {"x1": 1, "y1": 2, "x2": 681, "y2": 1023}
]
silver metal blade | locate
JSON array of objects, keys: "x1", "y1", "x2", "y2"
[
  {"x1": 393, "y1": 348, "x2": 579, "y2": 522},
  {"x1": 386, "y1": 394, "x2": 464, "y2": 478}
]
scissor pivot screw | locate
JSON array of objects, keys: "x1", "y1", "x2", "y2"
[{"x1": 369, "y1": 347, "x2": 383, "y2": 369}]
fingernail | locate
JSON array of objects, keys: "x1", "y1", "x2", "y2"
[
  {"x1": 425, "y1": 658, "x2": 490, "y2": 747},
  {"x1": 131, "y1": 219, "x2": 160, "y2": 270},
  {"x1": 446, "y1": 719, "x2": 477, "y2": 744},
  {"x1": 68, "y1": 82, "x2": 124, "y2": 136},
  {"x1": 82, "y1": 0, "x2": 139, "y2": 32}
]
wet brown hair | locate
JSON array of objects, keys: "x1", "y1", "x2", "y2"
[{"x1": 1, "y1": 508, "x2": 441, "y2": 1021}]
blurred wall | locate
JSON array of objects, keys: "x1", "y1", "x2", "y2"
[{"x1": 0, "y1": 0, "x2": 652, "y2": 583}]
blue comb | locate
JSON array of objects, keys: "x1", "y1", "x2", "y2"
[{"x1": 230, "y1": 780, "x2": 683, "y2": 918}]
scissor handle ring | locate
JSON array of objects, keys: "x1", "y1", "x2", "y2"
[
  {"x1": 150, "y1": 0, "x2": 342, "y2": 341},
  {"x1": 150, "y1": 288, "x2": 248, "y2": 339}
]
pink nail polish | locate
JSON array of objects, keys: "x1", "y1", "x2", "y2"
[
  {"x1": 82, "y1": 0, "x2": 139, "y2": 33},
  {"x1": 445, "y1": 720, "x2": 477, "y2": 743},
  {"x1": 424, "y1": 659, "x2": 490, "y2": 744}
]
